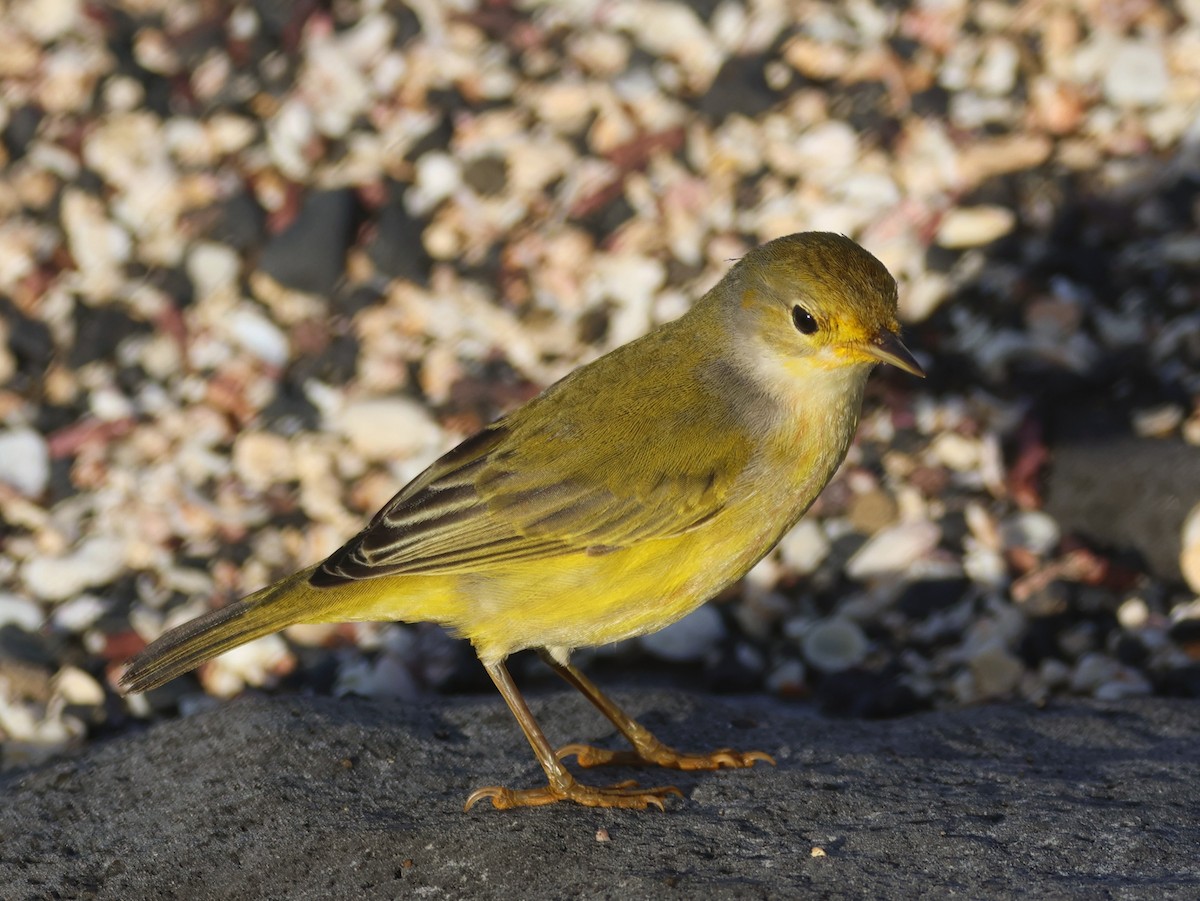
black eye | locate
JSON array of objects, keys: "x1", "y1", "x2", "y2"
[{"x1": 791, "y1": 305, "x2": 818, "y2": 335}]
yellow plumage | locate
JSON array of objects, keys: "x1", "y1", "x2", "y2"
[{"x1": 121, "y1": 232, "x2": 923, "y2": 810}]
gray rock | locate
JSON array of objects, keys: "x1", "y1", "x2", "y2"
[
  {"x1": 258, "y1": 189, "x2": 358, "y2": 297},
  {"x1": 1045, "y1": 435, "x2": 1200, "y2": 580},
  {"x1": 366, "y1": 183, "x2": 431, "y2": 284},
  {"x1": 1, "y1": 691, "x2": 1197, "y2": 898}
]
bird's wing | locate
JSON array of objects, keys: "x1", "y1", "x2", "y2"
[{"x1": 311, "y1": 352, "x2": 764, "y2": 584}]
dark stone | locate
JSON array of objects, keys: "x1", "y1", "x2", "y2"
[
  {"x1": 259, "y1": 377, "x2": 321, "y2": 436},
  {"x1": 2, "y1": 105, "x2": 44, "y2": 161},
  {"x1": 138, "y1": 674, "x2": 203, "y2": 716},
  {"x1": 68, "y1": 303, "x2": 151, "y2": 368},
  {"x1": 924, "y1": 241, "x2": 961, "y2": 274},
  {"x1": 895, "y1": 579, "x2": 971, "y2": 619},
  {"x1": 828, "y1": 82, "x2": 895, "y2": 137},
  {"x1": 33, "y1": 402, "x2": 83, "y2": 436},
  {"x1": 281, "y1": 646, "x2": 341, "y2": 695},
  {"x1": 823, "y1": 532, "x2": 869, "y2": 578},
  {"x1": 150, "y1": 267, "x2": 195, "y2": 309},
  {"x1": 704, "y1": 646, "x2": 764, "y2": 694},
  {"x1": 366, "y1": 189, "x2": 431, "y2": 284},
  {"x1": 677, "y1": 0, "x2": 723, "y2": 21},
  {"x1": 252, "y1": 0, "x2": 312, "y2": 38},
  {"x1": 289, "y1": 333, "x2": 360, "y2": 386},
  {"x1": 258, "y1": 189, "x2": 359, "y2": 296},
  {"x1": 574, "y1": 192, "x2": 635, "y2": 240},
  {"x1": 1113, "y1": 633, "x2": 1149, "y2": 668},
  {"x1": 1169, "y1": 618, "x2": 1200, "y2": 647},
  {"x1": 462, "y1": 155, "x2": 508, "y2": 196},
  {"x1": 576, "y1": 305, "x2": 611, "y2": 345},
  {"x1": 937, "y1": 509, "x2": 970, "y2": 550},
  {"x1": 196, "y1": 190, "x2": 267, "y2": 251},
  {"x1": 1162, "y1": 173, "x2": 1200, "y2": 229},
  {"x1": 1156, "y1": 664, "x2": 1200, "y2": 698},
  {"x1": 911, "y1": 84, "x2": 951, "y2": 118},
  {"x1": 0, "y1": 625, "x2": 56, "y2": 668},
  {"x1": 1044, "y1": 435, "x2": 1200, "y2": 581},
  {"x1": 387, "y1": 1, "x2": 422, "y2": 45},
  {"x1": 814, "y1": 668, "x2": 924, "y2": 718},
  {"x1": 458, "y1": 243, "x2": 504, "y2": 290},
  {"x1": 47, "y1": 456, "x2": 76, "y2": 504},
  {"x1": 333, "y1": 283, "x2": 385, "y2": 317},
  {"x1": 406, "y1": 114, "x2": 455, "y2": 162},
  {"x1": 2, "y1": 298, "x2": 55, "y2": 381},
  {"x1": 1017, "y1": 615, "x2": 1069, "y2": 665},
  {"x1": 697, "y1": 54, "x2": 781, "y2": 121}
]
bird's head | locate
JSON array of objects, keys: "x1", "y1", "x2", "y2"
[{"x1": 719, "y1": 232, "x2": 924, "y2": 381}]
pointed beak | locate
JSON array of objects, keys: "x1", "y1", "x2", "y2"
[{"x1": 863, "y1": 330, "x2": 925, "y2": 378}]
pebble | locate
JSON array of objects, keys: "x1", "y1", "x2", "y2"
[
  {"x1": 12, "y1": 0, "x2": 81, "y2": 42},
  {"x1": 232, "y1": 430, "x2": 296, "y2": 491},
  {"x1": 1103, "y1": 40, "x2": 1170, "y2": 108},
  {"x1": 1070, "y1": 652, "x2": 1152, "y2": 699},
  {"x1": 50, "y1": 594, "x2": 110, "y2": 633},
  {"x1": 257, "y1": 189, "x2": 358, "y2": 297},
  {"x1": 847, "y1": 490, "x2": 899, "y2": 535},
  {"x1": 299, "y1": 23, "x2": 380, "y2": 140},
  {"x1": 0, "y1": 427, "x2": 50, "y2": 497},
  {"x1": 21, "y1": 537, "x2": 127, "y2": 602},
  {"x1": 935, "y1": 206, "x2": 1016, "y2": 249},
  {"x1": 59, "y1": 188, "x2": 131, "y2": 297},
  {"x1": 409, "y1": 152, "x2": 463, "y2": 216},
  {"x1": 226, "y1": 307, "x2": 290, "y2": 368},
  {"x1": 976, "y1": 38, "x2": 1019, "y2": 96},
  {"x1": 199, "y1": 635, "x2": 293, "y2": 699},
  {"x1": 799, "y1": 618, "x2": 869, "y2": 673},
  {"x1": 1181, "y1": 503, "x2": 1200, "y2": 594},
  {"x1": 1132, "y1": 404, "x2": 1183, "y2": 438},
  {"x1": 967, "y1": 646, "x2": 1024, "y2": 700},
  {"x1": 0, "y1": 593, "x2": 44, "y2": 630},
  {"x1": 928, "y1": 432, "x2": 981, "y2": 473},
  {"x1": 640, "y1": 604, "x2": 725, "y2": 663},
  {"x1": 999, "y1": 511, "x2": 1060, "y2": 557},
  {"x1": 336, "y1": 397, "x2": 443, "y2": 463},
  {"x1": 52, "y1": 665, "x2": 105, "y2": 706},
  {"x1": 776, "y1": 519, "x2": 831, "y2": 575},
  {"x1": 845, "y1": 520, "x2": 941, "y2": 580},
  {"x1": 186, "y1": 242, "x2": 241, "y2": 303},
  {"x1": 0, "y1": 700, "x2": 84, "y2": 766},
  {"x1": 765, "y1": 659, "x2": 807, "y2": 697}
]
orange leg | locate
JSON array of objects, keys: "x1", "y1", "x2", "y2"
[
  {"x1": 464, "y1": 660, "x2": 683, "y2": 811},
  {"x1": 539, "y1": 651, "x2": 775, "y2": 771}
]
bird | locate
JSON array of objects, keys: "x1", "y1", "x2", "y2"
[{"x1": 120, "y1": 231, "x2": 924, "y2": 811}]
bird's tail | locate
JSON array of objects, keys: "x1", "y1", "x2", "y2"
[{"x1": 119, "y1": 565, "x2": 341, "y2": 693}]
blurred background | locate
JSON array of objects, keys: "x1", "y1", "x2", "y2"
[{"x1": 1, "y1": 0, "x2": 1199, "y2": 768}]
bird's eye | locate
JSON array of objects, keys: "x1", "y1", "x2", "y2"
[{"x1": 791, "y1": 305, "x2": 818, "y2": 335}]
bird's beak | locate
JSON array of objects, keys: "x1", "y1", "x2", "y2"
[{"x1": 863, "y1": 330, "x2": 925, "y2": 378}]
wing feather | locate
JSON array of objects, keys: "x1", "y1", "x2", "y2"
[{"x1": 311, "y1": 332, "x2": 774, "y2": 587}]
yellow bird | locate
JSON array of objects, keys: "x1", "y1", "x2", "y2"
[{"x1": 120, "y1": 232, "x2": 924, "y2": 810}]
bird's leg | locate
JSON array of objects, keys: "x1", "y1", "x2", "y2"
[
  {"x1": 463, "y1": 659, "x2": 682, "y2": 811},
  {"x1": 540, "y1": 651, "x2": 775, "y2": 771}
]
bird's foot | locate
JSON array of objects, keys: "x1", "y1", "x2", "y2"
[
  {"x1": 557, "y1": 741, "x2": 775, "y2": 771},
  {"x1": 464, "y1": 778, "x2": 682, "y2": 811}
]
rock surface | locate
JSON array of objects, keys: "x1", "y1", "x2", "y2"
[{"x1": 1, "y1": 690, "x2": 1196, "y2": 899}]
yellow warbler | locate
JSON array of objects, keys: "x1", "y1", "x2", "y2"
[{"x1": 121, "y1": 232, "x2": 923, "y2": 811}]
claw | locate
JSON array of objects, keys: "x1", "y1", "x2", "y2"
[{"x1": 464, "y1": 779, "x2": 682, "y2": 811}]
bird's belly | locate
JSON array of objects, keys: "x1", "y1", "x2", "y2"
[{"x1": 454, "y1": 518, "x2": 771, "y2": 664}]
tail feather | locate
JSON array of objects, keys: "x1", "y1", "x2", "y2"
[{"x1": 120, "y1": 566, "x2": 326, "y2": 693}]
